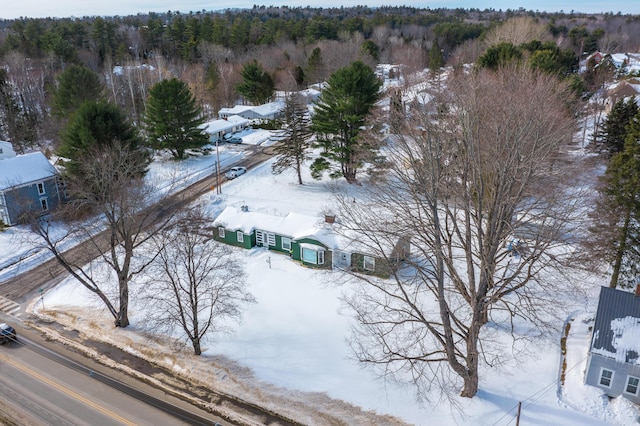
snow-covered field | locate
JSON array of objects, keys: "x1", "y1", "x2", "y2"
[{"x1": 4, "y1": 148, "x2": 634, "y2": 425}]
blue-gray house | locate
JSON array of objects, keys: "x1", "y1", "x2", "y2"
[
  {"x1": 0, "y1": 151, "x2": 63, "y2": 226},
  {"x1": 584, "y1": 286, "x2": 640, "y2": 404}
]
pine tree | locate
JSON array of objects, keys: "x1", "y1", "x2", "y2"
[
  {"x1": 310, "y1": 61, "x2": 382, "y2": 183},
  {"x1": 58, "y1": 100, "x2": 146, "y2": 182},
  {"x1": 428, "y1": 39, "x2": 444, "y2": 73},
  {"x1": 144, "y1": 78, "x2": 209, "y2": 160},
  {"x1": 592, "y1": 97, "x2": 638, "y2": 155},
  {"x1": 236, "y1": 60, "x2": 274, "y2": 105},
  {"x1": 51, "y1": 64, "x2": 104, "y2": 118},
  {"x1": 271, "y1": 93, "x2": 312, "y2": 185},
  {"x1": 601, "y1": 112, "x2": 640, "y2": 288},
  {"x1": 305, "y1": 47, "x2": 325, "y2": 85}
]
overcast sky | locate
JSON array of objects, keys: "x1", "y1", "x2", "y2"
[{"x1": 1, "y1": 0, "x2": 638, "y2": 20}]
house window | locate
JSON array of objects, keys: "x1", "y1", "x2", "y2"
[
  {"x1": 237, "y1": 231, "x2": 244, "y2": 243},
  {"x1": 363, "y1": 255, "x2": 375, "y2": 271},
  {"x1": 218, "y1": 227, "x2": 225, "y2": 238},
  {"x1": 282, "y1": 237, "x2": 291, "y2": 251},
  {"x1": 599, "y1": 368, "x2": 614, "y2": 388},
  {"x1": 625, "y1": 376, "x2": 640, "y2": 396},
  {"x1": 37, "y1": 182, "x2": 45, "y2": 195},
  {"x1": 40, "y1": 198, "x2": 48, "y2": 212},
  {"x1": 266, "y1": 233, "x2": 276, "y2": 247},
  {"x1": 301, "y1": 247, "x2": 325, "y2": 265}
]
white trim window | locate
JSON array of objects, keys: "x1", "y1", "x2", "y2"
[
  {"x1": 266, "y1": 232, "x2": 276, "y2": 247},
  {"x1": 237, "y1": 231, "x2": 244, "y2": 243},
  {"x1": 281, "y1": 237, "x2": 292, "y2": 251},
  {"x1": 625, "y1": 376, "x2": 640, "y2": 396},
  {"x1": 599, "y1": 368, "x2": 614, "y2": 388},
  {"x1": 40, "y1": 198, "x2": 48, "y2": 212},
  {"x1": 363, "y1": 255, "x2": 375, "y2": 271},
  {"x1": 301, "y1": 244, "x2": 325, "y2": 265},
  {"x1": 218, "y1": 227, "x2": 225, "y2": 238},
  {"x1": 37, "y1": 182, "x2": 46, "y2": 195}
]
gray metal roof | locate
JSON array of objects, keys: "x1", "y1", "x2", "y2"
[{"x1": 590, "y1": 286, "x2": 640, "y2": 364}]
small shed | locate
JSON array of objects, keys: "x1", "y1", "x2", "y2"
[
  {"x1": 584, "y1": 286, "x2": 640, "y2": 404},
  {"x1": 0, "y1": 152, "x2": 62, "y2": 226}
]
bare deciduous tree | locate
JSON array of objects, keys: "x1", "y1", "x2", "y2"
[
  {"x1": 483, "y1": 16, "x2": 552, "y2": 48},
  {"x1": 147, "y1": 208, "x2": 254, "y2": 355},
  {"x1": 336, "y1": 66, "x2": 581, "y2": 400},
  {"x1": 32, "y1": 142, "x2": 174, "y2": 327}
]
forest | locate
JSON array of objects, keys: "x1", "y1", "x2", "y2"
[{"x1": 0, "y1": 5, "x2": 639, "y2": 154}]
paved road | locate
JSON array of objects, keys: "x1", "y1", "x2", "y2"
[
  {"x1": 0, "y1": 146, "x2": 302, "y2": 426},
  {"x1": 0, "y1": 334, "x2": 219, "y2": 425}
]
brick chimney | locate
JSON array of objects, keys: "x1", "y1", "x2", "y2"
[{"x1": 636, "y1": 282, "x2": 640, "y2": 297}]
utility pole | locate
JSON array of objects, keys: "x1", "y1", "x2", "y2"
[
  {"x1": 216, "y1": 140, "x2": 222, "y2": 194},
  {"x1": 516, "y1": 401, "x2": 522, "y2": 426}
]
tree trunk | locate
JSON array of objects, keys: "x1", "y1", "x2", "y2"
[
  {"x1": 117, "y1": 279, "x2": 130, "y2": 327},
  {"x1": 461, "y1": 321, "x2": 481, "y2": 398},
  {"x1": 461, "y1": 369, "x2": 479, "y2": 398},
  {"x1": 610, "y1": 208, "x2": 631, "y2": 288},
  {"x1": 193, "y1": 338, "x2": 202, "y2": 356}
]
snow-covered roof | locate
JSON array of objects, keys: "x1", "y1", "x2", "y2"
[
  {"x1": 0, "y1": 152, "x2": 56, "y2": 191},
  {"x1": 213, "y1": 206, "x2": 339, "y2": 248},
  {"x1": 590, "y1": 286, "x2": 640, "y2": 365},
  {"x1": 202, "y1": 115, "x2": 250, "y2": 133},
  {"x1": 218, "y1": 105, "x2": 255, "y2": 116},
  {"x1": 112, "y1": 64, "x2": 155, "y2": 76},
  {"x1": 252, "y1": 101, "x2": 284, "y2": 118}
]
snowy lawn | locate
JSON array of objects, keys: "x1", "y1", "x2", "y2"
[{"x1": 30, "y1": 152, "x2": 640, "y2": 425}]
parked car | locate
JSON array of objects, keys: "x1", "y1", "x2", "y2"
[
  {"x1": 225, "y1": 166, "x2": 247, "y2": 179},
  {"x1": 227, "y1": 137, "x2": 243, "y2": 144},
  {"x1": 0, "y1": 323, "x2": 16, "y2": 344}
]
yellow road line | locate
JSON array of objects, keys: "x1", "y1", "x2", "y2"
[{"x1": 1, "y1": 354, "x2": 137, "y2": 426}]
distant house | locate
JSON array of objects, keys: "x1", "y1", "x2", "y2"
[
  {"x1": 218, "y1": 101, "x2": 285, "y2": 122},
  {"x1": 211, "y1": 206, "x2": 408, "y2": 277},
  {"x1": 584, "y1": 286, "x2": 640, "y2": 404},
  {"x1": 604, "y1": 80, "x2": 640, "y2": 114},
  {"x1": 202, "y1": 115, "x2": 250, "y2": 143},
  {"x1": 0, "y1": 152, "x2": 63, "y2": 226}
]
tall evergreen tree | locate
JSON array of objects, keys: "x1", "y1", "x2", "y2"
[
  {"x1": 428, "y1": 39, "x2": 444, "y2": 73},
  {"x1": 305, "y1": 47, "x2": 325, "y2": 85},
  {"x1": 144, "y1": 78, "x2": 209, "y2": 160},
  {"x1": 310, "y1": 61, "x2": 382, "y2": 183},
  {"x1": 271, "y1": 93, "x2": 312, "y2": 185},
  {"x1": 592, "y1": 97, "x2": 638, "y2": 155},
  {"x1": 597, "y1": 112, "x2": 640, "y2": 288},
  {"x1": 236, "y1": 60, "x2": 274, "y2": 105},
  {"x1": 51, "y1": 64, "x2": 104, "y2": 118},
  {"x1": 59, "y1": 100, "x2": 145, "y2": 181}
]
